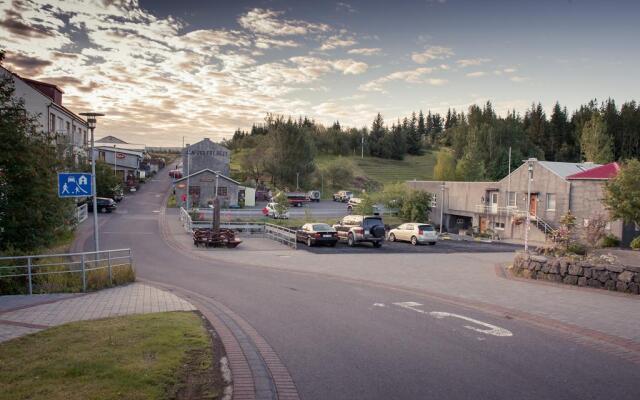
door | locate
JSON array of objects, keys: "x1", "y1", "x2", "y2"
[
  {"x1": 529, "y1": 194, "x2": 537, "y2": 217},
  {"x1": 402, "y1": 224, "x2": 413, "y2": 241},
  {"x1": 490, "y1": 192, "x2": 498, "y2": 214},
  {"x1": 479, "y1": 217, "x2": 488, "y2": 233}
]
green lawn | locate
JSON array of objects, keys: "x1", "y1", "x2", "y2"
[{"x1": 0, "y1": 312, "x2": 220, "y2": 400}]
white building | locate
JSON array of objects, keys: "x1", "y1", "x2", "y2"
[{"x1": 0, "y1": 66, "x2": 89, "y2": 162}]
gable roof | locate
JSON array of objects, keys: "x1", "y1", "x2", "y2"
[
  {"x1": 96, "y1": 135, "x2": 128, "y2": 144},
  {"x1": 538, "y1": 161, "x2": 601, "y2": 179},
  {"x1": 174, "y1": 168, "x2": 241, "y2": 186},
  {"x1": 94, "y1": 146, "x2": 144, "y2": 157},
  {"x1": 567, "y1": 162, "x2": 620, "y2": 180}
]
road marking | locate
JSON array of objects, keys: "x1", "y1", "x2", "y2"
[
  {"x1": 393, "y1": 302, "x2": 513, "y2": 337},
  {"x1": 152, "y1": 210, "x2": 161, "y2": 213},
  {"x1": 373, "y1": 303, "x2": 386, "y2": 307}
]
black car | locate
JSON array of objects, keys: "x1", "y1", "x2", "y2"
[
  {"x1": 87, "y1": 197, "x2": 117, "y2": 213},
  {"x1": 296, "y1": 223, "x2": 338, "y2": 247}
]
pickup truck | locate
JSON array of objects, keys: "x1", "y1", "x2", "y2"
[
  {"x1": 281, "y1": 192, "x2": 310, "y2": 207},
  {"x1": 332, "y1": 190, "x2": 353, "y2": 203}
]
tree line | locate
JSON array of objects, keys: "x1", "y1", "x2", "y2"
[{"x1": 227, "y1": 98, "x2": 640, "y2": 186}]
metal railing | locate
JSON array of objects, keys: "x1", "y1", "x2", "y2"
[
  {"x1": 475, "y1": 205, "x2": 527, "y2": 217},
  {"x1": 179, "y1": 207, "x2": 297, "y2": 249},
  {"x1": 0, "y1": 248, "x2": 133, "y2": 295},
  {"x1": 533, "y1": 215, "x2": 558, "y2": 238}
]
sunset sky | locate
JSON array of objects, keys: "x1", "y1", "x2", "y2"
[{"x1": 1, "y1": 0, "x2": 638, "y2": 146}]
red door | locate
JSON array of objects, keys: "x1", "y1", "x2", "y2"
[{"x1": 529, "y1": 194, "x2": 537, "y2": 216}]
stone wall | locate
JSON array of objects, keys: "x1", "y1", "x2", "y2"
[{"x1": 512, "y1": 253, "x2": 640, "y2": 295}]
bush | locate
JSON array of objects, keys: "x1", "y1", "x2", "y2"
[
  {"x1": 567, "y1": 242, "x2": 587, "y2": 255},
  {"x1": 631, "y1": 236, "x2": 640, "y2": 250},
  {"x1": 600, "y1": 234, "x2": 620, "y2": 248}
]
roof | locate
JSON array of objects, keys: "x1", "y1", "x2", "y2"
[
  {"x1": 94, "y1": 146, "x2": 144, "y2": 157},
  {"x1": 538, "y1": 161, "x2": 601, "y2": 179},
  {"x1": 96, "y1": 136, "x2": 128, "y2": 144},
  {"x1": 174, "y1": 168, "x2": 241, "y2": 186},
  {"x1": 21, "y1": 77, "x2": 64, "y2": 94},
  {"x1": 567, "y1": 162, "x2": 620, "y2": 180}
]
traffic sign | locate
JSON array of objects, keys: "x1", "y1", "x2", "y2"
[{"x1": 58, "y1": 173, "x2": 93, "y2": 198}]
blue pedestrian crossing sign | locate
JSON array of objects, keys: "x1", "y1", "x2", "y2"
[{"x1": 58, "y1": 173, "x2": 93, "y2": 198}]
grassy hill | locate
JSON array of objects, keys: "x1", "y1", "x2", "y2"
[
  {"x1": 317, "y1": 151, "x2": 437, "y2": 185},
  {"x1": 230, "y1": 149, "x2": 437, "y2": 188}
]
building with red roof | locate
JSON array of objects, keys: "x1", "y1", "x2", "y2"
[{"x1": 566, "y1": 162, "x2": 621, "y2": 180}]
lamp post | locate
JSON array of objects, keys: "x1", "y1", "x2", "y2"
[
  {"x1": 185, "y1": 144, "x2": 191, "y2": 209},
  {"x1": 439, "y1": 182, "x2": 445, "y2": 235},
  {"x1": 79, "y1": 112, "x2": 105, "y2": 252},
  {"x1": 296, "y1": 172, "x2": 300, "y2": 191},
  {"x1": 524, "y1": 158, "x2": 534, "y2": 252}
]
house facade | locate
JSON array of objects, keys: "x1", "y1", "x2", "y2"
[
  {"x1": 407, "y1": 159, "x2": 636, "y2": 245},
  {"x1": 94, "y1": 146, "x2": 144, "y2": 183},
  {"x1": 174, "y1": 169, "x2": 245, "y2": 208},
  {"x1": 1, "y1": 66, "x2": 89, "y2": 161},
  {"x1": 182, "y1": 138, "x2": 230, "y2": 177}
]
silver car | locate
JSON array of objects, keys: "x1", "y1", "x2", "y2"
[{"x1": 388, "y1": 223, "x2": 438, "y2": 245}]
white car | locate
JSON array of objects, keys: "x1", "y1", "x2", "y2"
[
  {"x1": 263, "y1": 202, "x2": 289, "y2": 219},
  {"x1": 388, "y1": 223, "x2": 438, "y2": 245}
]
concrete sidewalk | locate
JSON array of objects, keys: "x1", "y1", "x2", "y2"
[{"x1": 0, "y1": 283, "x2": 194, "y2": 343}]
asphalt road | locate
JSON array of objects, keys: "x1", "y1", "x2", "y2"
[{"x1": 84, "y1": 169, "x2": 640, "y2": 400}]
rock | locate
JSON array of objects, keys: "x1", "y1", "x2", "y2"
[
  {"x1": 534, "y1": 263, "x2": 542, "y2": 271},
  {"x1": 542, "y1": 263, "x2": 550, "y2": 273},
  {"x1": 549, "y1": 274, "x2": 562, "y2": 283},
  {"x1": 628, "y1": 282, "x2": 640, "y2": 295},
  {"x1": 531, "y1": 255, "x2": 548, "y2": 263},
  {"x1": 610, "y1": 272, "x2": 619, "y2": 281},
  {"x1": 521, "y1": 269, "x2": 532, "y2": 279},
  {"x1": 604, "y1": 280, "x2": 616, "y2": 291},
  {"x1": 563, "y1": 275, "x2": 578, "y2": 285},
  {"x1": 588, "y1": 279, "x2": 603, "y2": 288},
  {"x1": 583, "y1": 268, "x2": 592, "y2": 278},
  {"x1": 568, "y1": 264, "x2": 583, "y2": 276},
  {"x1": 606, "y1": 265, "x2": 624, "y2": 273},
  {"x1": 597, "y1": 271, "x2": 610, "y2": 283},
  {"x1": 560, "y1": 260, "x2": 568, "y2": 275},
  {"x1": 617, "y1": 271, "x2": 634, "y2": 283},
  {"x1": 624, "y1": 265, "x2": 640, "y2": 273},
  {"x1": 634, "y1": 273, "x2": 640, "y2": 283},
  {"x1": 615, "y1": 281, "x2": 628, "y2": 292},
  {"x1": 591, "y1": 265, "x2": 605, "y2": 271},
  {"x1": 537, "y1": 272, "x2": 547, "y2": 280},
  {"x1": 578, "y1": 277, "x2": 588, "y2": 287},
  {"x1": 548, "y1": 263, "x2": 560, "y2": 274}
]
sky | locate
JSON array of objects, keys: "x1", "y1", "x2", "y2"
[{"x1": 1, "y1": 0, "x2": 638, "y2": 146}]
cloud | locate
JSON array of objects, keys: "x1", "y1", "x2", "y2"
[
  {"x1": 291, "y1": 56, "x2": 368, "y2": 76},
  {"x1": 457, "y1": 58, "x2": 491, "y2": 67},
  {"x1": 347, "y1": 47, "x2": 382, "y2": 56},
  {"x1": 0, "y1": 8, "x2": 56, "y2": 38},
  {"x1": 238, "y1": 8, "x2": 329, "y2": 36},
  {"x1": 466, "y1": 71, "x2": 486, "y2": 78},
  {"x1": 510, "y1": 75, "x2": 529, "y2": 82},
  {"x1": 319, "y1": 35, "x2": 357, "y2": 50},
  {"x1": 411, "y1": 46, "x2": 454, "y2": 64},
  {"x1": 336, "y1": 2, "x2": 357, "y2": 13},
  {"x1": 3, "y1": 51, "x2": 53, "y2": 75},
  {"x1": 359, "y1": 67, "x2": 446, "y2": 92}
]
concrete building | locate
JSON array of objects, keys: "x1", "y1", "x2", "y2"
[
  {"x1": 1, "y1": 66, "x2": 89, "y2": 161},
  {"x1": 407, "y1": 159, "x2": 637, "y2": 245},
  {"x1": 182, "y1": 138, "x2": 230, "y2": 177},
  {"x1": 174, "y1": 169, "x2": 246, "y2": 208},
  {"x1": 94, "y1": 146, "x2": 144, "y2": 183},
  {"x1": 96, "y1": 136, "x2": 146, "y2": 152}
]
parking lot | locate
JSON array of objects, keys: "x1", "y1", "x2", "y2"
[{"x1": 299, "y1": 238, "x2": 523, "y2": 254}]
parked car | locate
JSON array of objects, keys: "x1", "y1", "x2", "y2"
[
  {"x1": 307, "y1": 190, "x2": 321, "y2": 202},
  {"x1": 110, "y1": 185, "x2": 124, "y2": 202},
  {"x1": 169, "y1": 169, "x2": 182, "y2": 179},
  {"x1": 296, "y1": 223, "x2": 338, "y2": 247},
  {"x1": 283, "y1": 192, "x2": 310, "y2": 207},
  {"x1": 333, "y1": 215, "x2": 385, "y2": 247},
  {"x1": 347, "y1": 198, "x2": 384, "y2": 215},
  {"x1": 262, "y1": 202, "x2": 289, "y2": 219},
  {"x1": 388, "y1": 223, "x2": 438, "y2": 245},
  {"x1": 333, "y1": 190, "x2": 353, "y2": 202},
  {"x1": 87, "y1": 197, "x2": 117, "y2": 213}
]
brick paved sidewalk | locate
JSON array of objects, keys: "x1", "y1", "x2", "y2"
[{"x1": 0, "y1": 283, "x2": 195, "y2": 342}]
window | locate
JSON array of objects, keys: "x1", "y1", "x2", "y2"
[
  {"x1": 431, "y1": 193, "x2": 437, "y2": 208},
  {"x1": 494, "y1": 222, "x2": 505, "y2": 230},
  {"x1": 546, "y1": 193, "x2": 556, "y2": 211},
  {"x1": 217, "y1": 186, "x2": 228, "y2": 196},
  {"x1": 49, "y1": 113, "x2": 56, "y2": 132},
  {"x1": 66, "y1": 121, "x2": 70, "y2": 133},
  {"x1": 98, "y1": 151, "x2": 106, "y2": 161},
  {"x1": 57, "y1": 117, "x2": 63, "y2": 132},
  {"x1": 507, "y1": 192, "x2": 517, "y2": 207}
]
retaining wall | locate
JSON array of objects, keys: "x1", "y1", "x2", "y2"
[{"x1": 512, "y1": 253, "x2": 640, "y2": 295}]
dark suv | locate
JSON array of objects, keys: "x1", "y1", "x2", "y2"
[
  {"x1": 333, "y1": 215, "x2": 385, "y2": 247},
  {"x1": 87, "y1": 197, "x2": 117, "y2": 213}
]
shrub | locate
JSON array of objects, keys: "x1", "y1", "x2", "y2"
[
  {"x1": 600, "y1": 234, "x2": 620, "y2": 248},
  {"x1": 631, "y1": 236, "x2": 640, "y2": 250},
  {"x1": 567, "y1": 242, "x2": 587, "y2": 255}
]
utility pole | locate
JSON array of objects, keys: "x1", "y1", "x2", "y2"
[
  {"x1": 186, "y1": 145, "x2": 191, "y2": 209},
  {"x1": 361, "y1": 135, "x2": 364, "y2": 159},
  {"x1": 439, "y1": 182, "x2": 445, "y2": 235},
  {"x1": 80, "y1": 112, "x2": 104, "y2": 253},
  {"x1": 296, "y1": 172, "x2": 300, "y2": 191}
]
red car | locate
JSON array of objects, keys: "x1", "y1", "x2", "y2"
[{"x1": 169, "y1": 169, "x2": 183, "y2": 179}]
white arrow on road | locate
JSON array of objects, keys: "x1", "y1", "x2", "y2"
[{"x1": 392, "y1": 302, "x2": 513, "y2": 337}]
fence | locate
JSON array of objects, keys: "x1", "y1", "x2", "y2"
[
  {"x1": 76, "y1": 203, "x2": 88, "y2": 224},
  {"x1": 0, "y1": 248, "x2": 133, "y2": 295},
  {"x1": 179, "y1": 207, "x2": 297, "y2": 249}
]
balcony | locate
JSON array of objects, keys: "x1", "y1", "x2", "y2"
[{"x1": 475, "y1": 205, "x2": 527, "y2": 217}]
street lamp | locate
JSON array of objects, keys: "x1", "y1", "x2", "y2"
[
  {"x1": 79, "y1": 112, "x2": 105, "y2": 253},
  {"x1": 439, "y1": 182, "x2": 445, "y2": 235},
  {"x1": 524, "y1": 158, "x2": 535, "y2": 252}
]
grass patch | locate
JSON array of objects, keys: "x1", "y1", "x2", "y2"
[{"x1": 0, "y1": 311, "x2": 221, "y2": 400}]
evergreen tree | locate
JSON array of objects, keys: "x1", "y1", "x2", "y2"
[
  {"x1": 580, "y1": 113, "x2": 613, "y2": 163},
  {"x1": 406, "y1": 112, "x2": 423, "y2": 155},
  {"x1": 417, "y1": 110, "x2": 427, "y2": 141},
  {"x1": 368, "y1": 113, "x2": 386, "y2": 157},
  {"x1": 524, "y1": 102, "x2": 549, "y2": 159}
]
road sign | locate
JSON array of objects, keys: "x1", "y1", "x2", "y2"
[{"x1": 58, "y1": 173, "x2": 92, "y2": 198}]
